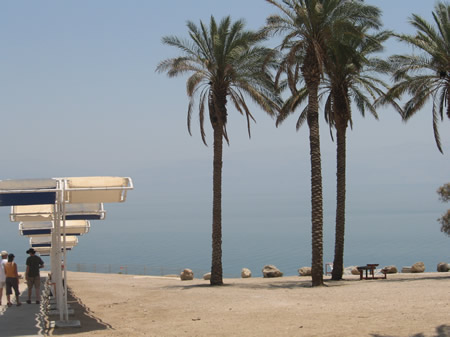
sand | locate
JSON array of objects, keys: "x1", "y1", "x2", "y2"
[{"x1": 46, "y1": 271, "x2": 450, "y2": 337}]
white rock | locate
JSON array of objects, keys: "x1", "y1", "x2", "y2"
[
  {"x1": 180, "y1": 268, "x2": 194, "y2": 280},
  {"x1": 351, "y1": 267, "x2": 360, "y2": 275},
  {"x1": 262, "y1": 265, "x2": 283, "y2": 278},
  {"x1": 343, "y1": 266, "x2": 356, "y2": 275},
  {"x1": 241, "y1": 268, "x2": 252, "y2": 278},
  {"x1": 411, "y1": 262, "x2": 425, "y2": 273},
  {"x1": 298, "y1": 267, "x2": 311, "y2": 276},
  {"x1": 382, "y1": 265, "x2": 398, "y2": 274},
  {"x1": 437, "y1": 262, "x2": 450, "y2": 272}
]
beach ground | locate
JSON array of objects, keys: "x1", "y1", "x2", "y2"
[{"x1": 45, "y1": 271, "x2": 450, "y2": 337}]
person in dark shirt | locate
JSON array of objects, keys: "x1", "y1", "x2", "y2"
[{"x1": 25, "y1": 248, "x2": 44, "y2": 304}]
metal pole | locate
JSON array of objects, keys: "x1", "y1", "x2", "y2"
[
  {"x1": 51, "y1": 206, "x2": 58, "y2": 300},
  {"x1": 61, "y1": 182, "x2": 69, "y2": 321},
  {"x1": 53, "y1": 186, "x2": 64, "y2": 322}
]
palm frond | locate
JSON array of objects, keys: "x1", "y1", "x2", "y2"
[
  {"x1": 158, "y1": 15, "x2": 281, "y2": 143},
  {"x1": 295, "y1": 105, "x2": 308, "y2": 131},
  {"x1": 432, "y1": 99, "x2": 444, "y2": 153},
  {"x1": 198, "y1": 89, "x2": 208, "y2": 146}
]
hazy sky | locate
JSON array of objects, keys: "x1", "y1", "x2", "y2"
[{"x1": 1, "y1": 1, "x2": 449, "y2": 269}]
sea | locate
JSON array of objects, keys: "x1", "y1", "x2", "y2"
[{"x1": 2, "y1": 179, "x2": 449, "y2": 279}]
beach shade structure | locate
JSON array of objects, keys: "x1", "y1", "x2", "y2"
[
  {"x1": 30, "y1": 235, "x2": 78, "y2": 248},
  {"x1": 0, "y1": 176, "x2": 133, "y2": 206},
  {"x1": 57, "y1": 177, "x2": 133, "y2": 326},
  {"x1": 11, "y1": 203, "x2": 105, "y2": 222},
  {"x1": 19, "y1": 220, "x2": 90, "y2": 236},
  {"x1": 34, "y1": 248, "x2": 51, "y2": 257},
  {"x1": 63, "y1": 177, "x2": 132, "y2": 203},
  {"x1": 0, "y1": 176, "x2": 133, "y2": 327},
  {"x1": 33, "y1": 246, "x2": 72, "y2": 256},
  {"x1": 0, "y1": 179, "x2": 57, "y2": 206}
]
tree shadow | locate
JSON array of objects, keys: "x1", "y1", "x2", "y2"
[
  {"x1": 367, "y1": 275, "x2": 450, "y2": 283},
  {"x1": 163, "y1": 274, "x2": 450, "y2": 291},
  {"x1": 49, "y1": 287, "x2": 113, "y2": 335},
  {"x1": 371, "y1": 324, "x2": 450, "y2": 337},
  {"x1": 163, "y1": 278, "x2": 321, "y2": 290}
]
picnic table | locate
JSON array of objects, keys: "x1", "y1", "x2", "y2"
[{"x1": 356, "y1": 264, "x2": 387, "y2": 280}]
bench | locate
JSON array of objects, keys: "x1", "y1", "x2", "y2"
[{"x1": 357, "y1": 264, "x2": 388, "y2": 280}]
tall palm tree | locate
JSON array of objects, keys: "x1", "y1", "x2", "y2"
[
  {"x1": 323, "y1": 30, "x2": 390, "y2": 280},
  {"x1": 387, "y1": 1, "x2": 450, "y2": 153},
  {"x1": 265, "y1": 0, "x2": 381, "y2": 286},
  {"x1": 157, "y1": 16, "x2": 279, "y2": 285}
]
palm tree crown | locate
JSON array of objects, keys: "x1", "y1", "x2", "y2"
[
  {"x1": 323, "y1": 30, "x2": 391, "y2": 130},
  {"x1": 388, "y1": 1, "x2": 450, "y2": 153},
  {"x1": 157, "y1": 16, "x2": 279, "y2": 144}
]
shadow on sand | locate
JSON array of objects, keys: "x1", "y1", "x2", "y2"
[
  {"x1": 163, "y1": 273, "x2": 450, "y2": 291},
  {"x1": 48, "y1": 287, "x2": 112, "y2": 336},
  {"x1": 371, "y1": 324, "x2": 450, "y2": 337},
  {"x1": 368, "y1": 275, "x2": 450, "y2": 284},
  {"x1": 163, "y1": 278, "x2": 320, "y2": 290}
]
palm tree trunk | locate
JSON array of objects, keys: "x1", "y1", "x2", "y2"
[
  {"x1": 307, "y1": 83, "x2": 324, "y2": 287},
  {"x1": 331, "y1": 123, "x2": 346, "y2": 280},
  {"x1": 447, "y1": 87, "x2": 450, "y2": 119},
  {"x1": 210, "y1": 122, "x2": 224, "y2": 286}
]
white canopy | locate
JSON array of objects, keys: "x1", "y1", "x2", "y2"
[
  {"x1": 11, "y1": 203, "x2": 105, "y2": 222},
  {"x1": 33, "y1": 247, "x2": 51, "y2": 255},
  {"x1": 63, "y1": 176, "x2": 132, "y2": 203},
  {"x1": 0, "y1": 176, "x2": 132, "y2": 206},
  {"x1": 32, "y1": 247, "x2": 72, "y2": 256},
  {"x1": 30, "y1": 235, "x2": 78, "y2": 248},
  {"x1": 0, "y1": 179, "x2": 57, "y2": 190},
  {"x1": 19, "y1": 220, "x2": 90, "y2": 236},
  {"x1": 0, "y1": 178, "x2": 57, "y2": 206}
]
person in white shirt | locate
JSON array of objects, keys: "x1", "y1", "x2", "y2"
[{"x1": 0, "y1": 250, "x2": 8, "y2": 306}]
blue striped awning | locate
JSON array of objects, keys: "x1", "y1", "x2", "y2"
[
  {"x1": 11, "y1": 203, "x2": 105, "y2": 222},
  {"x1": 0, "y1": 179, "x2": 57, "y2": 206},
  {"x1": 19, "y1": 220, "x2": 90, "y2": 236},
  {"x1": 30, "y1": 235, "x2": 78, "y2": 248}
]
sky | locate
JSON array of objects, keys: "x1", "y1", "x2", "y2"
[{"x1": 0, "y1": 1, "x2": 449, "y2": 273}]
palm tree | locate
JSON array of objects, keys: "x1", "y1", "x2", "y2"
[
  {"x1": 323, "y1": 30, "x2": 390, "y2": 280},
  {"x1": 265, "y1": 0, "x2": 381, "y2": 286},
  {"x1": 387, "y1": 1, "x2": 450, "y2": 153},
  {"x1": 156, "y1": 16, "x2": 279, "y2": 285}
]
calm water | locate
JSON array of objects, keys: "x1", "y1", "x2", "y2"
[
  {"x1": 2, "y1": 183, "x2": 449, "y2": 278},
  {"x1": 61, "y1": 209, "x2": 448, "y2": 278}
]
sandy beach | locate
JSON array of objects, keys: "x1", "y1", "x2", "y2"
[{"x1": 42, "y1": 271, "x2": 450, "y2": 337}]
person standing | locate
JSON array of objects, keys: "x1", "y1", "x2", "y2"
[
  {"x1": 25, "y1": 248, "x2": 44, "y2": 304},
  {"x1": 0, "y1": 251, "x2": 7, "y2": 305},
  {"x1": 4, "y1": 253, "x2": 21, "y2": 307}
]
